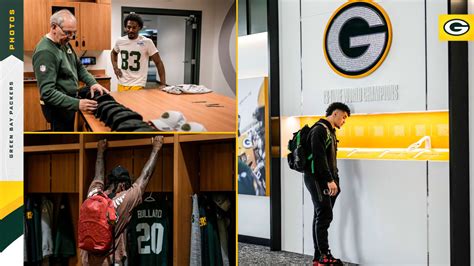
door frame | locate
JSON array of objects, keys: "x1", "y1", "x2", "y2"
[{"x1": 121, "y1": 7, "x2": 202, "y2": 84}]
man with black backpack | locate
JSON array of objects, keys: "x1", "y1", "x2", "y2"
[
  {"x1": 79, "y1": 136, "x2": 163, "y2": 266},
  {"x1": 304, "y1": 102, "x2": 350, "y2": 266}
]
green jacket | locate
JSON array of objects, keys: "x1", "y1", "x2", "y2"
[{"x1": 33, "y1": 36, "x2": 97, "y2": 111}]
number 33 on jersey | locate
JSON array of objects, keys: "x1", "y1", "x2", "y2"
[{"x1": 113, "y1": 35, "x2": 159, "y2": 87}]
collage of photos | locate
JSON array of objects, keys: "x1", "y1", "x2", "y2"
[
  {"x1": 1, "y1": 0, "x2": 472, "y2": 265},
  {"x1": 20, "y1": 0, "x2": 237, "y2": 265}
]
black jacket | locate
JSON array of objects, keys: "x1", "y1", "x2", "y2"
[{"x1": 305, "y1": 118, "x2": 338, "y2": 183}]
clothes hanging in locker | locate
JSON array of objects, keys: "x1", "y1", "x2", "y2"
[
  {"x1": 40, "y1": 196, "x2": 54, "y2": 258},
  {"x1": 53, "y1": 195, "x2": 76, "y2": 259},
  {"x1": 24, "y1": 196, "x2": 43, "y2": 263},
  {"x1": 213, "y1": 193, "x2": 231, "y2": 266},
  {"x1": 199, "y1": 195, "x2": 223, "y2": 266},
  {"x1": 189, "y1": 194, "x2": 202, "y2": 266},
  {"x1": 127, "y1": 193, "x2": 171, "y2": 266}
]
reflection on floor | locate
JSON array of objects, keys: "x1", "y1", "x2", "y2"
[{"x1": 238, "y1": 243, "x2": 356, "y2": 265}]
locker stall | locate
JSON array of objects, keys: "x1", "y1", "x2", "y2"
[{"x1": 24, "y1": 134, "x2": 235, "y2": 266}]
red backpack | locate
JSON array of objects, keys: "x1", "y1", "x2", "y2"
[{"x1": 78, "y1": 192, "x2": 117, "y2": 253}]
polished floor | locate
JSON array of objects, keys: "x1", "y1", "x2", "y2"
[{"x1": 238, "y1": 243, "x2": 355, "y2": 265}]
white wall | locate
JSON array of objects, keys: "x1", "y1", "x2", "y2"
[
  {"x1": 152, "y1": 15, "x2": 186, "y2": 85},
  {"x1": 238, "y1": 31, "x2": 269, "y2": 239},
  {"x1": 238, "y1": 32, "x2": 268, "y2": 79},
  {"x1": 299, "y1": 0, "x2": 441, "y2": 115},
  {"x1": 278, "y1": 0, "x2": 301, "y2": 117},
  {"x1": 238, "y1": 195, "x2": 270, "y2": 238},
  {"x1": 426, "y1": 0, "x2": 448, "y2": 110},
  {"x1": 428, "y1": 162, "x2": 450, "y2": 266},
  {"x1": 277, "y1": 0, "x2": 447, "y2": 116},
  {"x1": 321, "y1": 160, "x2": 428, "y2": 265},
  {"x1": 209, "y1": 0, "x2": 236, "y2": 96},
  {"x1": 278, "y1": 0, "x2": 451, "y2": 263}
]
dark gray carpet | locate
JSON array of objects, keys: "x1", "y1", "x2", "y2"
[
  {"x1": 238, "y1": 243, "x2": 357, "y2": 265},
  {"x1": 238, "y1": 243, "x2": 313, "y2": 265}
]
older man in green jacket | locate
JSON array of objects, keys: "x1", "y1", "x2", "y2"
[{"x1": 33, "y1": 9, "x2": 108, "y2": 131}]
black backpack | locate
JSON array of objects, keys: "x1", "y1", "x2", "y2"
[{"x1": 287, "y1": 122, "x2": 331, "y2": 173}]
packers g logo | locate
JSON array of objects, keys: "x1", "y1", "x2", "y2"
[
  {"x1": 439, "y1": 15, "x2": 474, "y2": 41},
  {"x1": 324, "y1": 0, "x2": 392, "y2": 78},
  {"x1": 242, "y1": 137, "x2": 253, "y2": 149},
  {"x1": 444, "y1": 19, "x2": 469, "y2": 36}
]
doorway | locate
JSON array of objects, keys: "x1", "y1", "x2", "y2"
[{"x1": 122, "y1": 7, "x2": 202, "y2": 86}]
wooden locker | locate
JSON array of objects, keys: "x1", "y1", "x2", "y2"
[
  {"x1": 133, "y1": 147, "x2": 164, "y2": 192},
  {"x1": 104, "y1": 148, "x2": 133, "y2": 178},
  {"x1": 200, "y1": 142, "x2": 235, "y2": 191},
  {"x1": 51, "y1": 152, "x2": 78, "y2": 192},
  {"x1": 25, "y1": 153, "x2": 51, "y2": 193}
]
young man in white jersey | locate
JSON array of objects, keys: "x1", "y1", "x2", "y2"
[{"x1": 111, "y1": 13, "x2": 167, "y2": 92}]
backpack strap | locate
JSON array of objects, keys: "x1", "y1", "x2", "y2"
[
  {"x1": 310, "y1": 122, "x2": 333, "y2": 174},
  {"x1": 102, "y1": 195, "x2": 122, "y2": 264},
  {"x1": 316, "y1": 122, "x2": 332, "y2": 149}
]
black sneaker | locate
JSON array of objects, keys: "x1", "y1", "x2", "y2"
[{"x1": 318, "y1": 250, "x2": 343, "y2": 266}]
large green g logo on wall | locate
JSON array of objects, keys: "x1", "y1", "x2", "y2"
[{"x1": 324, "y1": 0, "x2": 392, "y2": 78}]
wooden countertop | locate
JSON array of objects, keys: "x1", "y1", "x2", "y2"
[{"x1": 80, "y1": 88, "x2": 236, "y2": 132}]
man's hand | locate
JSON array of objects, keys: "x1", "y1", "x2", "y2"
[
  {"x1": 327, "y1": 181, "x2": 338, "y2": 196},
  {"x1": 152, "y1": 136, "x2": 164, "y2": 151},
  {"x1": 97, "y1": 139, "x2": 107, "y2": 152},
  {"x1": 90, "y1": 84, "x2": 109, "y2": 98},
  {"x1": 79, "y1": 99, "x2": 98, "y2": 113},
  {"x1": 113, "y1": 67, "x2": 123, "y2": 79}
]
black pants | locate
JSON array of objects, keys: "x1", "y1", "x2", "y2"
[
  {"x1": 304, "y1": 173, "x2": 339, "y2": 258},
  {"x1": 41, "y1": 104, "x2": 76, "y2": 132}
]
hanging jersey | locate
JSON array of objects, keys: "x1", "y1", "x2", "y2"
[
  {"x1": 113, "y1": 35, "x2": 159, "y2": 87},
  {"x1": 54, "y1": 195, "x2": 76, "y2": 258},
  {"x1": 213, "y1": 193, "x2": 231, "y2": 266},
  {"x1": 216, "y1": 215, "x2": 230, "y2": 266},
  {"x1": 189, "y1": 194, "x2": 202, "y2": 265},
  {"x1": 24, "y1": 196, "x2": 42, "y2": 263},
  {"x1": 199, "y1": 196, "x2": 223, "y2": 266},
  {"x1": 41, "y1": 197, "x2": 54, "y2": 258},
  {"x1": 127, "y1": 197, "x2": 170, "y2": 266}
]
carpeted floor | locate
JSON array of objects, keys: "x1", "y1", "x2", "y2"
[
  {"x1": 239, "y1": 242, "x2": 313, "y2": 265},
  {"x1": 238, "y1": 243, "x2": 356, "y2": 265}
]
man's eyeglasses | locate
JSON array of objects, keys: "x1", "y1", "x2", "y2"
[{"x1": 54, "y1": 23, "x2": 76, "y2": 39}]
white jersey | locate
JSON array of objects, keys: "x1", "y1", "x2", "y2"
[{"x1": 114, "y1": 35, "x2": 159, "y2": 87}]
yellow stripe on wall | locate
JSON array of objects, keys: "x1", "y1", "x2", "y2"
[
  {"x1": 300, "y1": 111, "x2": 449, "y2": 149},
  {"x1": 0, "y1": 181, "x2": 23, "y2": 220}
]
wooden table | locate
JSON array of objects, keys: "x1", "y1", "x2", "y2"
[{"x1": 80, "y1": 89, "x2": 236, "y2": 132}]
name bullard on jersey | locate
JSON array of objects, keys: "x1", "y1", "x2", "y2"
[{"x1": 137, "y1": 209, "x2": 163, "y2": 219}]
